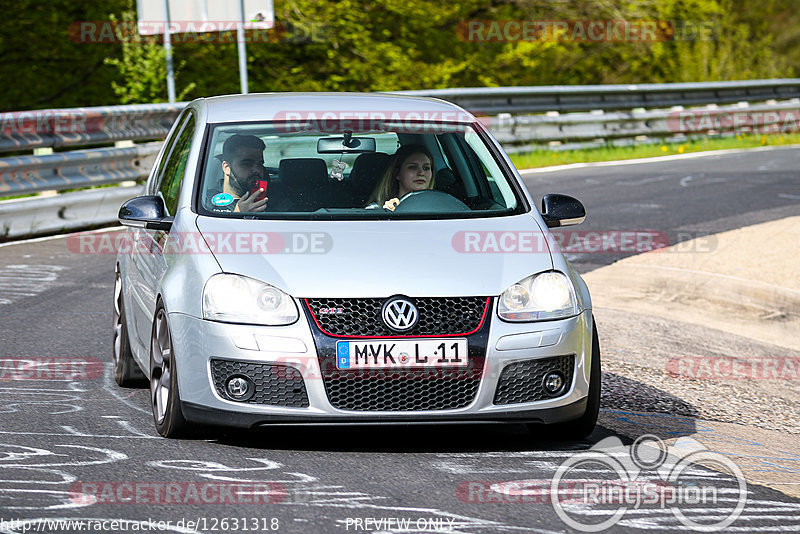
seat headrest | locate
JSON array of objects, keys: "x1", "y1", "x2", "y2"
[
  {"x1": 278, "y1": 158, "x2": 329, "y2": 186},
  {"x1": 436, "y1": 167, "x2": 457, "y2": 187},
  {"x1": 350, "y1": 152, "x2": 391, "y2": 185}
]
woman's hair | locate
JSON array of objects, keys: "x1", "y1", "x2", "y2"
[{"x1": 368, "y1": 144, "x2": 436, "y2": 204}]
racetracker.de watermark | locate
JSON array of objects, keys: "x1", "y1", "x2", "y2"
[
  {"x1": 452, "y1": 230, "x2": 718, "y2": 254},
  {"x1": 272, "y1": 111, "x2": 484, "y2": 133},
  {"x1": 68, "y1": 20, "x2": 329, "y2": 44},
  {"x1": 457, "y1": 20, "x2": 718, "y2": 43},
  {"x1": 69, "y1": 482, "x2": 286, "y2": 505},
  {"x1": 0, "y1": 357, "x2": 103, "y2": 381},
  {"x1": 459, "y1": 20, "x2": 669, "y2": 43},
  {"x1": 66, "y1": 232, "x2": 332, "y2": 255},
  {"x1": 452, "y1": 230, "x2": 671, "y2": 254},
  {"x1": 667, "y1": 356, "x2": 800, "y2": 380},
  {"x1": 0, "y1": 109, "x2": 162, "y2": 137},
  {"x1": 0, "y1": 110, "x2": 103, "y2": 136},
  {"x1": 667, "y1": 109, "x2": 800, "y2": 134}
]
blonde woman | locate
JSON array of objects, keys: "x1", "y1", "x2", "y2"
[{"x1": 367, "y1": 144, "x2": 436, "y2": 210}]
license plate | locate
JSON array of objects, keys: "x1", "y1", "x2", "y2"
[{"x1": 336, "y1": 339, "x2": 468, "y2": 369}]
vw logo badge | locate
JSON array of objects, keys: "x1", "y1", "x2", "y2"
[{"x1": 382, "y1": 297, "x2": 419, "y2": 332}]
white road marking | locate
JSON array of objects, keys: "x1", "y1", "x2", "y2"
[
  {"x1": 0, "y1": 225, "x2": 123, "y2": 248},
  {"x1": 0, "y1": 445, "x2": 126, "y2": 468},
  {"x1": 0, "y1": 488, "x2": 93, "y2": 511},
  {"x1": 148, "y1": 457, "x2": 282, "y2": 472},
  {"x1": 114, "y1": 420, "x2": 153, "y2": 438},
  {"x1": 615, "y1": 175, "x2": 672, "y2": 186},
  {"x1": 0, "y1": 429, "x2": 155, "y2": 439},
  {"x1": 0, "y1": 387, "x2": 83, "y2": 415},
  {"x1": 102, "y1": 363, "x2": 150, "y2": 414},
  {"x1": 0, "y1": 265, "x2": 65, "y2": 305}
]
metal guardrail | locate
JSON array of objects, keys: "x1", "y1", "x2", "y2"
[
  {"x1": 1, "y1": 78, "x2": 799, "y2": 240},
  {"x1": 2, "y1": 79, "x2": 799, "y2": 155},
  {"x1": 0, "y1": 104, "x2": 182, "y2": 154},
  {"x1": 401, "y1": 79, "x2": 800, "y2": 114},
  {"x1": 0, "y1": 142, "x2": 161, "y2": 196},
  {"x1": 492, "y1": 100, "x2": 800, "y2": 147},
  {"x1": 0, "y1": 185, "x2": 143, "y2": 240}
]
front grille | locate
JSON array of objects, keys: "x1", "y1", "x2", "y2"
[
  {"x1": 494, "y1": 355, "x2": 575, "y2": 405},
  {"x1": 323, "y1": 368, "x2": 481, "y2": 411},
  {"x1": 210, "y1": 359, "x2": 309, "y2": 407},
  {"x1": 305, "y1": 296, "x2": 489, "y2": 337}
]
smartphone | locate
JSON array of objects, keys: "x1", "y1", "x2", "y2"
[{"x1": 250, "y1": 179, "x2": 268, "y2": 202}]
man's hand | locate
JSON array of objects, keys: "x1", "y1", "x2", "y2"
[{"x1": 234, "y1": 189, "x2": 268, "y2": 212}]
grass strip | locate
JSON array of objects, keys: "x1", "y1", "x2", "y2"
[{"x1": 509, "y1": 133, "x2": 800, "y2": 169}]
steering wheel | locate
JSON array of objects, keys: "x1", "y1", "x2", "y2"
[{"x1": 392, "y1": 189, "x2": 470, "y2": 213}]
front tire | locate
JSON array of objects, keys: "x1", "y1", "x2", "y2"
[
  {"x1": 113, "y1": 267, "x2": 146, "y2": 387},
  {"x1": 150, "y1": 305, "x2": 188, "y2": 438}
]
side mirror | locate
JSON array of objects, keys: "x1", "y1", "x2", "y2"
[
  {"x1": 119, "y1": 195, "x2": 174, "y2": 231},
  {"x1": 541, "y1": 194, "x2": 585, "y2": 228}
]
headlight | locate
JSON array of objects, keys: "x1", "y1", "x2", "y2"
[
  {"x1": 498, "y1": 271, "x2": 578, "y2": 321},
  {"x1": 203, "y1": 274, "x2": 298, "y2": 325}
]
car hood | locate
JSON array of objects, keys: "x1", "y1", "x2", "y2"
[{"x1": 195, "y1": 215, "x2": 553, "y2": 298}]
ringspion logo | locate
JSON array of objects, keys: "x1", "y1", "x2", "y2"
[{"x1": 550, "y1": 435, "x2": 746, "y2": 531}]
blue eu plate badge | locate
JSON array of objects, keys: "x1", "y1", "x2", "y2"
[{"x1": 337, "y1": 343, "x2": 350, "y2": 369}]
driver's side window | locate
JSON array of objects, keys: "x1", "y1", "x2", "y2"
[
  {"x1": 148, "y1": 113, "x2": 190, "y2": 196},
  {"x1": 158, "y1": 115, "x2": 195, "y2": 216}
]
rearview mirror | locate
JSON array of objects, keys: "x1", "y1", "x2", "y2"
[
  {"x1": 119, "y1": 195, "x2": 174, "y2": 231},
  {"x1": 317, "y1": 136, "x2": 376, "y2": 153},
  {"x1": 541, "y1": 194, "x2": 585, "y2": 228}
]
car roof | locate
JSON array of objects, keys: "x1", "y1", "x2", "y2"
[{"x1": 192, "y1": 92, "x2": 476, "y2": 124}]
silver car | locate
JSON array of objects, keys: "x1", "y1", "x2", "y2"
[{"x1": 113, "y1": 93, "x2": 600, "y2": 439}]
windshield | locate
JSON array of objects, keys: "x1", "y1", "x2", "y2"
[{"x1": 197, "y1": 121, "x2": 525, "y2": 219}]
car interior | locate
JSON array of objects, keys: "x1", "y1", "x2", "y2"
[{"x1": 199, "y1": 125, "x2": 520, "y2": 216}]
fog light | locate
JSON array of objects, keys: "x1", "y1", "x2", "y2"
[
  {"x1": 543, "y1": 372, "x2": 565, "y2": 395},
  {"x1": 226, "y1": 375, "x2": 253, "y2": 400}
]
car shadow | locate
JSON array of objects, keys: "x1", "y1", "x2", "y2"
[
  {"x1": 207, "y1": 422, "x2": 608, "y2": 452},
  {"x1": 600, "y1": 371, "x2": 700, "y2": 414},
  {"x1": 598, "y1": 371, "x2": 703, "y2": 442}
]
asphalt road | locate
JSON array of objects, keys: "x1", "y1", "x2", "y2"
[
  {"x1": 521, "y1": 145, "x2": 800, "y2": 273},
  {"x1": 0, "y1": 147, "x2": 799, "y2": 533}
]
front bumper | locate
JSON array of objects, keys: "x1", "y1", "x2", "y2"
[{"x1": 168, "y1": 306, "x2": 594, "y2": 429}]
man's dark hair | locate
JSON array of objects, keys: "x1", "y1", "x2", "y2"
[{"x1": 222, "y1": 134, "x2": 265, "y2": 162}]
